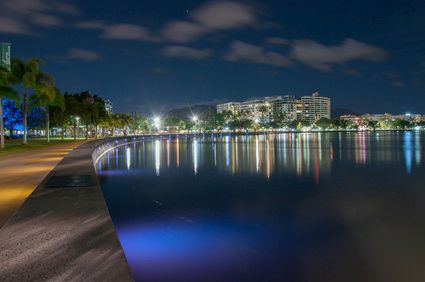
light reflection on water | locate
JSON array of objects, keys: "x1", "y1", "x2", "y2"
[
  {"x1": 98, "y1": 132, "x2": 422, "y2": 178},
  {"x1": 97, "y1": 132, "x2": 425, "y2": 282}
]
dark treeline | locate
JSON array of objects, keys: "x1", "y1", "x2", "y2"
[{"x1": 0, "y1": 58, "x2": 138, "y2": 149}]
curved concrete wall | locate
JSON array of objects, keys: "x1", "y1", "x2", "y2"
[{"x1": 0, "y1": 139, "x2": 135, "y2": 281}]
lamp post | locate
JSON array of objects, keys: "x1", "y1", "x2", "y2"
[
  {"x1": 75, "y1": 116, "x2": 80, "y2": 140},
  {"x1": 153, "y1": 116, "x2": 161, "y2": 133},
  {"x1": 192, "y1": 115, "x2": 198, "y2": 132}
]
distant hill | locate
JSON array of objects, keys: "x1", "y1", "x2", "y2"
[
  {"x1": 166, "y1": 105, "x2": 216, "y2": 121},
  {"x1": 331, "y1": 108, "x2": 360, "y2": 118}
]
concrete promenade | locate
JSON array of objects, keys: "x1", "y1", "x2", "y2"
[
  {"x1": 0, "y1": 140, "x2": 133, "y2": 281},
  {"x1": 0, "y1": 141, "x2": 83, "y2": 227}
]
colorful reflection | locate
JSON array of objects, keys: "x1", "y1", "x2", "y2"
[
  {"x1": 97, "y1": 132, "x2": 425, "y2": 282},
  {"x1": 97, "y1": 132, "x2": 424, "y2": 180}
]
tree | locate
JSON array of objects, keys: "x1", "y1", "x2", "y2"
[
  {"x1": 90, "y1": 95, "x2": 108, "y2": 139},
  {"x1": 2, "y1": 99, "x2": 23, "y2": 136},
  {"x1": 391, "y1": 119, "x2": 412, "y2": 130},
  {"x1": 0, "y1": 66, "x2": 19, "y2": 148},
  {"x1": 270, "y1": 112, "x2": 288, "y2": 129},
  {"x1": 178, "y1": 120, "x2": 186, "y2": 131},
  {"x1": 29, "y1": 73, "x2": 61, "y2": 142},
  {"x1": 367, "y1": 120, "x2": 378, "y2": 130},
  {"x1": 27, "y1": 107, "x2": 45, "y2": 132},
  {"x1": 110, "y1": 114, "x2": 122, "y2": 137},
  {"x1": 120, "y1": 114, "x2": 132, "y2": 136},
  {"x1": 64, "y1": 93, "x2": 80, "y2": 140},
  {"x1": 77, "y1": 91, "x2": 94, "y2": 140},
  {"x1": 11, "y1": 58, "x2": 43, "y2": 145},
  {"x1": 315, "y1": 118, "x2": 331, "y2": 129}
]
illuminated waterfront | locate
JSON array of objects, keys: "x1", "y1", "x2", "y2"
[{"x1": 97, "y1": 132, "x2": 425, "y2": 282}]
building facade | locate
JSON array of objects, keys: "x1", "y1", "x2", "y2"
[
  {"x1": 300, "y1": 92, "x2": 331, "y2": 123},
  {"x1": 217, "y1": 92, "x2": 331, "y2": 124},
  {"x1": 239, "y1": 99, "x2": 268, "y2": 123},
  {"x1": 216, "y1": 102, "x2": 240, "y2": 115}
]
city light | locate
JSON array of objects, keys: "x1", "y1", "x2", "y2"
[
  {"x1": 192, "y1": 115, "x2": 198, "y2": 122},
  {"x1": 153, "y1": 116, "x2": 161, "y2": 129}
]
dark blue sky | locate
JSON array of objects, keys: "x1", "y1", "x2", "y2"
[{"x1": 1, "y1": 0, "x2": 424, "y2": 114}]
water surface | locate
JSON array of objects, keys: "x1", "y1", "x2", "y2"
[{"x1": 97, "y1": 132, "x2": 425, "y2": 282}]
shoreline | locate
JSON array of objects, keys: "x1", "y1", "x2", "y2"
[{"x1": 0, "y1": 138, "x2": 134, "y2": 281}]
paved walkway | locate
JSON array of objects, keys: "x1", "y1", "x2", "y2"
[
  {"x1": 0, "y1": 139, "x2": 133, "y2": 281},
  {"x1": 0, "y1": 141, "x2": 83, "y2": 227}
]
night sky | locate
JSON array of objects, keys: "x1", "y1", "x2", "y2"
[{"x1": 1, "y1": 0, "x2": 425, "y2": 114}]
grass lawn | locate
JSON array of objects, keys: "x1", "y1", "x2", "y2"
[{"x1": 0, "y1": 137, "x2": 84, "y2": 157}]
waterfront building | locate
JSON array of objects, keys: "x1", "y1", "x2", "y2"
[
  {"x1": 340, "y1": 115, "x2": 363, "y2": 125},
  {"x1": 300, "y1": 92, "x2": 331, "y2": 123},
  {"x1": 268, "y1": 95, "x2": 299, "y2": 122},
  {"x1": 216, "y1": 102, "x2": 240, "y2": 115},
  {"x1": 392, "y1": 113, "x2": 422, "y2": 122},
  {"x1": 361, "y1": 113, "x2": 392, "y2": 122},
  {"x1": 217, "y1": 92, "x2": 331, "y2": 124},
  {"x1": 239, "y1": 99, "x2": 268, "y2": 123}
]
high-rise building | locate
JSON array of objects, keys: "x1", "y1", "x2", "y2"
[
  {"x1": 269, "y1": 95, "x2": 298, "y2": 122},
  {"x1": 216, "y1": 102, "x2": 240, "y2": 115},
  {"x1": 239, "y1": 99, "x2": 269, "y2": 123},
  {"x1": 300, "y1": 92, "x2": 331, "y2": 123},
  {"x1": 217, "y1": 92, "x2": 331, "y2": 124}
]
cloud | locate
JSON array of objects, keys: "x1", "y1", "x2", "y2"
[
  {"x1": 192, "y1": 1, "x2": 257, "y2": 29},
  {"x1": 0, "y1": 17, "x2": 31, "y2": 34},
  {"x1": 161, "y1": 21, "x2": 207, "y2": 43},
  {"x1": 0, "y1": 0, "x2": 79, "y2": 34},
  {"x1": 75, "y1": 21, "x2": 159, "y2": 42},
  {"x1": 290, "y1": 38, "x2": 389, "y2": 72},
  {"x1": 161, "y1": 1, "x2": 258, "y2": 43},
  {"x1": 66, "y1": 48, "x2": 102, "y2": 61},
  {"x1": 160, "y1": 46, "x2": 213, "y2": 60},
  {"x1": 101, "y1": 24, "x2": 158, "y2": 41},
  {"x1": 74, "y1": 21, "x2": 107, "y2": 30},
  {"x1": 266, "y1": 37, "x2": 290, "y2": 45},
  {"x1": 225, "y1": 40, "x2": 292, "y2": 67},
  {"x1": 74, "y1": 1, "x2": 259, "y2": 44}
]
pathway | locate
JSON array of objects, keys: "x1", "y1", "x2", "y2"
[{"x1": 0, "y1": 141, "x2": 83, "y2": 227}]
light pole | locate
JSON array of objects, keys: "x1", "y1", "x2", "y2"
[
  {"x1": 153, "y1": 116, "x2": 161, "y2": 133},
  {"x1": 192, "y1": 115, "x2": 198, "y2": 132},
  {"x1": 75, "y1": 116, "x2": 80, "y2": 140}
]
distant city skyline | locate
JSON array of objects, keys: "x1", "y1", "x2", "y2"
[{"x1": 1, "y1": 0, "x2": 425, "y2": 114}]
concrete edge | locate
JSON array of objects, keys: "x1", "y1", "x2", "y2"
[{"x1": 0, "y1": 137, "x2": 144, "y2": 282}]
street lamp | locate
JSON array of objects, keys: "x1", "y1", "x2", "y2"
[
  {"x1": 75, "y1": 116, "x2": 80, "y2": 139},
  {"x1": 192, "y1": 115, "x2": 198, "y2": 132},
  {"x1": 153, "y1": 116, "x2": 161, "y2": 130}
]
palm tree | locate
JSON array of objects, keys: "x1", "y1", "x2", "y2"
[
  {"x1": 64, "y1": 94, "x2": 79, "y2": 140},
  {"x1": 110, "y1": 114, "x2": 122, "y2": 137},
  {"x1": 29, "y1": 72, "x2": 60, "y2": 142},
  {"x1": 11, "y1": 58, "x2": 42, "y2": 145},
  {"x1": 0, "y1": 66, "x2": 18, "y2": 149},
  {"x1": 120, "y1": 114, "x2": 132, "y2": 136}
]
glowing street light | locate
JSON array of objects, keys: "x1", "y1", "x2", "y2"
[
  {"x1": 153, "y1": 116, "x2": 161, "y2": 129},
  {"x1": 192, "y1": 115, "x2": 198, "y2": 122},
  {"x1": 75, "y1": 116, "x2": 80, "y2": 139}
]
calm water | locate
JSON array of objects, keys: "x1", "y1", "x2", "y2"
[{"x1": 97, "y1": 132, "x2": 425, "y2": 282}]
